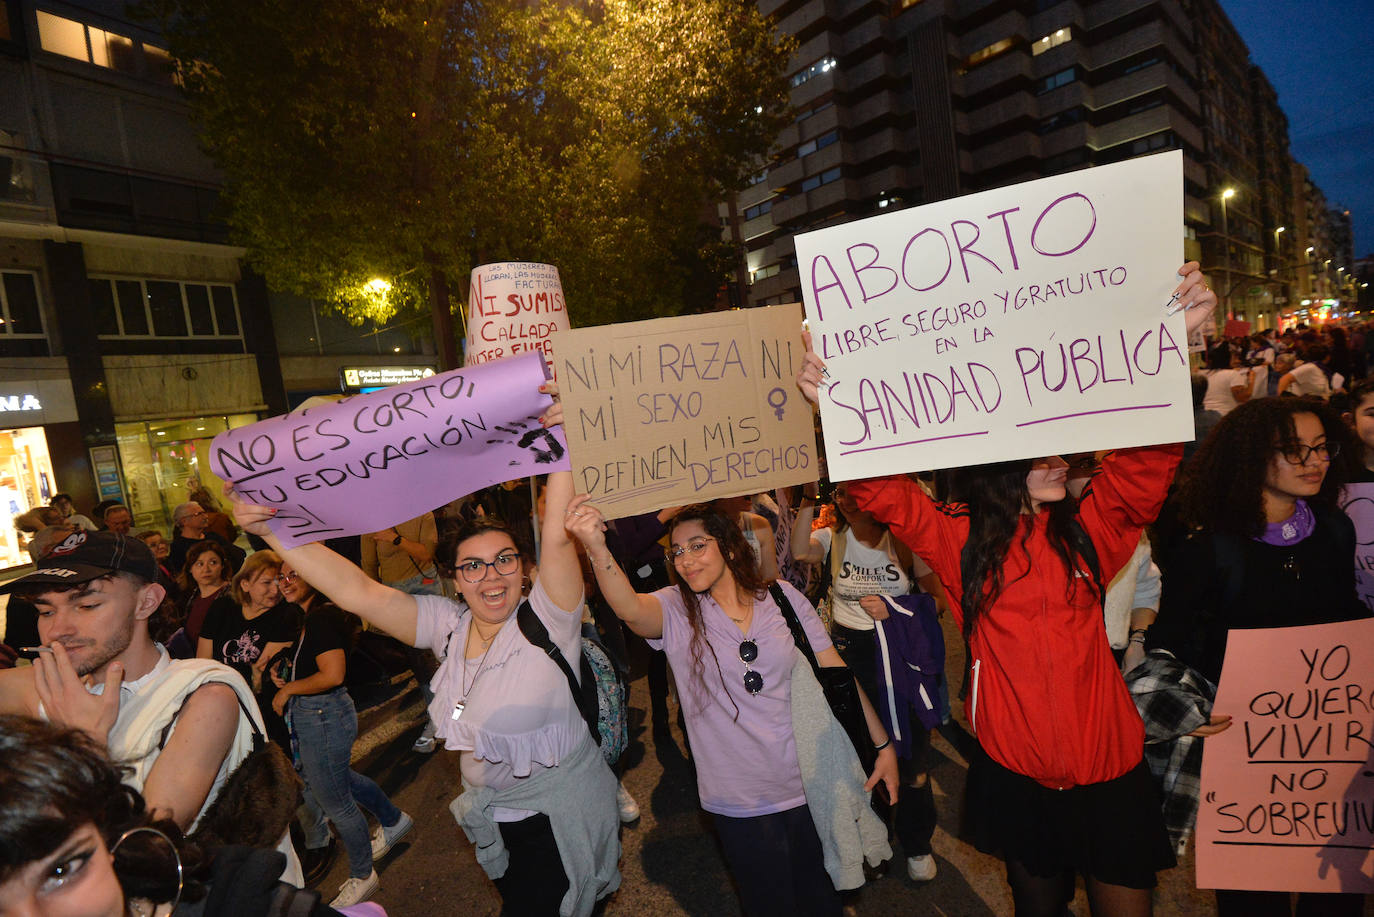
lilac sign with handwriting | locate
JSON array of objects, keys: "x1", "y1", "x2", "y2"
[
  {"x1": 794, "y1": 151, "x2": 1193, "y2": 478},
  {"x1": 210, "y1": 352, "x2": 568, "y2": 547}
]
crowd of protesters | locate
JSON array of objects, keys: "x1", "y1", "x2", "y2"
[{"x1": 2, "y1": 267, "x2": 1371, "y2": 917}]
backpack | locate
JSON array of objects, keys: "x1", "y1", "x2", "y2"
[{"x1": 516, "y1": 601, "x2": 627, "y2": 766}]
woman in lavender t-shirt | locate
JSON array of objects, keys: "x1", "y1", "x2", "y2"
[
  {"x1": 567, "y1": 501, "x2": 899, "y2": 917},
  {"x1": 231, "y1": 385, "x2": 620, "y2": 916}
]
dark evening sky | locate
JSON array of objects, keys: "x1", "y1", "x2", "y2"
[{"x1": 1217, "y1": 0, "x2": 1374, "y2": 258}]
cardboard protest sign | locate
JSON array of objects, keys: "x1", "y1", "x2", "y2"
[
  {"x1": 467, "y1": 262, "x2": 567, "y2": 366},
  {"x1": 1341, "y1": 483, "x2": 1374, "y2": 613},
  {"x1": 552, "y1": 303, "x2": 815, "y2": 519},
  {"x1": 210, "y1": 352, "x2": 567, "y2": 548},
  {"x1": 794, "y1": 150, "x2": 1193, "y2": 479},
  {"x1": 1195, "y1": 618, "x2": 1374, "y2": 893}
]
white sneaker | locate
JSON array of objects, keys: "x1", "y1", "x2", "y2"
[
  {"x1": 330, "y1": 870, "x2": 379, "y2": 907},
  {"x1": 412, "y1": 721, "x2": 437, "y2": 754},
  {"x1": 371, "y1": 811, "x2": 414, "y2": 859},
  {"x1": 616, "y1": 781, "x2": 640, "y2": 823},
  {"x1": 907, "y1": 853, "x2": 937, "y2": 882}
]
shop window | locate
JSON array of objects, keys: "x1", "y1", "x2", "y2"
[
  {"x1": 114, "y1": 414, "x2": 258, "y2": 534},
  {"x1": 89, "y1": 277, "x2": 243, "y2": 340},
  {"x1": 1031, "y1": 27, "x2": 1072, "y2": 56},
  {"x1": 0, "y1": 426, "x2": 58, "y2": 570}
]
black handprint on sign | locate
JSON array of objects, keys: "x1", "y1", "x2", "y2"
[{"x1": 489, "y1": 416, "x2": 567, "y2": 466}]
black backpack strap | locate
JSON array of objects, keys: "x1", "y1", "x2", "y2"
[
  {"x1": 769, "y1": 582, "x2": 820, "y2": 675},
  {"x1": 516, "y1": 601, "x2": 601, "y2": 746},
  {"x1": 159, "y1": 680, "x2": 266, "y2": 752}
]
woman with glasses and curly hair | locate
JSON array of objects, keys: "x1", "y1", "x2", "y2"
[
  {"x1": 566, "y1": 500, "x2": 899, "y2": 917},
  {"x1": 230, "y1": 385, "x2": 620, "y2": 917},
  {"x1": 0, "y1": 714, "x2": 338, "y2": 917},
  {"x1": 1148, "y1": 396, "x2": 1369, "y2": 917}
]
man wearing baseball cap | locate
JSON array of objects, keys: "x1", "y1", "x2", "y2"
[{"x1": 0, "y1": 530, "x2": 302, "y2": 882}]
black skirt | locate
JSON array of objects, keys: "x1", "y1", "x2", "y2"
[{"x1": 965, "y1": 749, "x2": 1176, "y2": 889}]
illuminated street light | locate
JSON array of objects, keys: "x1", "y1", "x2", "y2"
[
  {"x1": 365, "y1": 277, "x2": 392, "y2": 294},
  {"x1": 1218, "y1": 188, "x2": 1236, "y2": 315}
]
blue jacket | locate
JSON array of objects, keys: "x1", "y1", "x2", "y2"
[{"x1": 872, "y1": 594, "x2": 945, "y2": 756}]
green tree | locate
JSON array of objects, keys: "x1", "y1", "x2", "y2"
[{"x1": 139, "y1": 0, "x2": 794, "y2": 365}]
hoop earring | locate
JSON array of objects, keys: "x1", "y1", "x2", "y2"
[{"x1": 112, "y1": 826, "x2": 184, "y2": 915}]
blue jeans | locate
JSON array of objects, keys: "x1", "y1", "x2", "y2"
[{"x1": 289, "y1": 687, "x2": 402, "y2": 878}]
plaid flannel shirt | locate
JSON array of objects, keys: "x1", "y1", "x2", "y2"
[{"x1": 1125, "y1": 649, "x2": 1217, "y2": 854}]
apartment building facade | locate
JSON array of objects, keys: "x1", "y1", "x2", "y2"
[{"x1": 726, "y1": 0, "x2": 1323, "y2": 331}]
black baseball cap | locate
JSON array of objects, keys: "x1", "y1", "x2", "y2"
[{"x1": 0, "y1": 531, "x2": 158, "y2": 594}]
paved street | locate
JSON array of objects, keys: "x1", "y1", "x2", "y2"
[{"x1": 328, "y1": 613, "x2": 1365, "y2": 917}]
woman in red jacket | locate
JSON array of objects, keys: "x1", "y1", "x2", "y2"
[{"x1": 797, "y1": 264, "x2": 1214, "y2": 917}]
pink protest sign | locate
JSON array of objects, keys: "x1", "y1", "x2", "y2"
[
  {"x1": 1195, "y1": 618, "x2": 1374, "y2": 893},
  {"x1": 210, "y1": 352, "x2": 568, "y2": 548},
  {"x1": 467, "y1": 262, "x2": 567, "y2": 366}
]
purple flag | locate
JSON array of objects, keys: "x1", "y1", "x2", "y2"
[{"x1": 210, "y1": 352, "x2": 568, "y2": 548}]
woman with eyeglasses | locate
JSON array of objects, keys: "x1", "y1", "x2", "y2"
[
  {"x1": 230, "y1": 385, "x2": 620, "y2": 917},
  {"x1": 795, "y1": 262, "x2": 1215, "y2": 917},
  {"x1": 269, "y1": 560, "x2": 410, "y2": 909},
  {"x1": 565, "y1": 500, "x2": 899, "y2": 917},
  {"x1": 1147, "y1": 397, "x2": 1369, "y2": 917}
]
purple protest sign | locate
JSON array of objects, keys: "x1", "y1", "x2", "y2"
[{"x1": 210, "y1": 352, "x2": 568, "y2": 548}]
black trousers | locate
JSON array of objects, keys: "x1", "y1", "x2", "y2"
[
  {"x1": 494, "y1": 813, "x2": 569, "y2": 917},
  {"x1": 713, "y1": 805, "x2": 841, "y2": 917}
]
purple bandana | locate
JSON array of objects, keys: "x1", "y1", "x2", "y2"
[{"x1": 1255, "y1": 499, "x2": 1316, "y2": 546}]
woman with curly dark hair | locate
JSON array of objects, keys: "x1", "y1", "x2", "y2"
[
  {"x1": 0, "y1": 714, "x2": 337, "y2": 916},
  {"x1": 1149, "y1": 396, "x2": 1369, "y2": 917},
  {"x1": 566, "y1": 501, "x2": 899, "y2": 917}
]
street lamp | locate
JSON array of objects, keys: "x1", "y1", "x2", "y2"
[{"x1": 1219, "y1": 187, "x2": 1236, "y2": 317}]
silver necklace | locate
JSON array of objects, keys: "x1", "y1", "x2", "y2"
[{"x1": 451, "y1": 621, "x2": 499, "y2": 721}]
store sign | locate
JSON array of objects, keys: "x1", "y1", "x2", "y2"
[
  {"x1": 339, "y1": 366, "x2": 436, "y2": 392},
  {"x1": 0, "y1": 394, "x2": 42, "y2": 412},
  {"x1": 0, "y1": 377, "x2": 78, "y2": 426}
]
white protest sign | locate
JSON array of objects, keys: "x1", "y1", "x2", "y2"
[
  {"x1": 794, "y1": 150, "x2": 1193, "y2": 478},
  {"x1": 1341, "y1": 483, "x2": 1374, "y2": 613},
  {"x1": 467, "y1": 262, "x2": 567, "y2": 366},
  {"x1": 552, "y1": 303, "x2": 816, "y2": 520}
]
